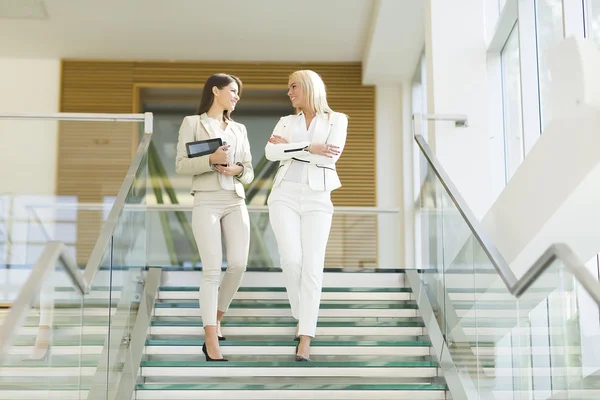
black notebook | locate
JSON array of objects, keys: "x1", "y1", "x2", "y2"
[{"x1": 186, "y1": 138, "x2": 223, "y2": 158}]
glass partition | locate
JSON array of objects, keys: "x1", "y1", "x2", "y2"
[
  {"x1": 415, "y1": 140, "x2": 600, "y2": 399},
  {"x1": 0, "y1": 117, "x2": 145, "y2": 303},
  {"x1": 0, "y1": 259, "x2": 86, "y2": 398},
  {"x1": 144, "y1": 206, "x2": 394, "y2": 270},
  {"x1": 0, "y1": 113, "x2": 151, "y2": 399},
  {"x1": 12, "y1": 202, "x2": 398, "y2": 271}
]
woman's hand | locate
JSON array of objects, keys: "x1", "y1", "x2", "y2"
[
  {"x1": 209, "y1": 145, "x2": 230, "y2": 165},
  {"x1": 308, "y1": 143, "x2": 340, "y2": 158},
  {"x1": 268, "y1": 135, "x2": 288, "y2": 144},
  {"x1": 215, "y1": 164, "x2": 243, "y2": 177}
]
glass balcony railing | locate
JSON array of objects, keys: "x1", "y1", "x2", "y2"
[
  {"x1": 0, "y1": 112, "x2": 154, "y2": 399},
  {"x1": 1, "y1": 198, "x2": 397, "y2": 273},
  {"x1": 411, "y1": 113, "x2": 600, "y2": 399},
  {"x1": 0, "y1": 111, "x2": 402, "y2": 400}
]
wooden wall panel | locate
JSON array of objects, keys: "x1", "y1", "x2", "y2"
[{"x1": 60, "y1": 60, "x2": 377, "y2": 267}]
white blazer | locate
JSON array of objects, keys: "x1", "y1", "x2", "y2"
[
  {"x1": 265, "y1": 111, "x2": 348, "y2": 192},
  {"x1": 175, "y1": 114, "x2": 254, "y2": 199}
]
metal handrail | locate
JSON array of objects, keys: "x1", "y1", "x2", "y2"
[
  {"x1": 0, "y1": 112, "x2": 153, "y2": 127},
  {"x1": 413, "y1": 113, "x2": 600, "y2": 304}
]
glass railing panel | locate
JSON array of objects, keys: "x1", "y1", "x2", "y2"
[
  {"x1": 0, "y1": 259, "x2": 85, "y2": 397},
  {"x1": 0, "y1": 195, "x2": 69, "y2": 303},
  {"x1": 145, "y1": 206, "x2": 396, "y2": 270},
  {"x1": 414, "y1": 137, "x2": 600, "y2": 399},
  {"x1": 5, "y1": 200, "x2": 396, "y2": 272},
  {"x1": 86, "y1": 142, "x2": 149, "y2": 398},
  {"x1": 0, "y1": 117, "x2": 144, "y2": 263},
  {"x1": 511, "y1": 259, "x2": 600, "y2": 399},
  {"x1": 416, "y1": 155, "x2": 495, "y2": 390},
  {"x1": 0, "y1": 113, "x2": 150, "y2": 399},
  {"x1": 471, "y1": 232, "x2": 521, "y2": 397},
  {"x1": 0, "y1": 116, "x2": 145, "y2": 310}
]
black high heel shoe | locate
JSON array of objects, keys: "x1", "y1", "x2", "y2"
[
  {"x1": 295, "y1": 342, "x2": 310, "y2": 362},
  {"x1": 202, "y1": 343, "x2": 228, "y2": 362}
]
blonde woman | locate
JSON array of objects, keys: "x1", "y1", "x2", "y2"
[
  {"x1": 175, "y1": 73, "x2": 254, "y2": 362},
  {"x1": 265, "y1": 70, "x2": 348, "y2": 361}
]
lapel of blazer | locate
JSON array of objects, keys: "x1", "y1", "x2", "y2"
[
  {"x1": 282, "y1": 114, "x2": 297, "y2": 141},
  {"x1": 199, "y1": 113, "x2": 217, "y2": 139},
  {"x1": 228, "y1": 121, "x2": 243, "y2": 158},
  {"x1": 312, "y1": 112, "x2": 333, "y2": 143}
]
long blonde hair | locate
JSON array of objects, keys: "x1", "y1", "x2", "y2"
[{"x1": 289, "y1": 70, "x2": 333, "y2": 116}]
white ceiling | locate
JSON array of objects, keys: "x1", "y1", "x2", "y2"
[
  {"x1": 362, "y1": 0, "x2": 426, "y2": 83},
  {"x1": 0, "y1": 0, "x2": 425, "y2": 81}
]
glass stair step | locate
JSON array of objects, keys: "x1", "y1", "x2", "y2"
[
  {"x1": 12, "y1": 338, "x2": 105, "y2": 346},
  {"x1": 0, "y1": 388, "x2": 89, "y2": 400},
  {"x1": 134, "y1": 383, "x2": 447, "y2": 400},
  {"x1": 148, "y1": 354, "x2": 430, "y2": 363},
  {"x1": 158, "y1": 286, "x2": 413, "y2": 301},
  {"x1": 155, "y1": 300, "x2": 418, "y2": 309},
  {"x1": 147, "y1": 339, "x2": 431, "y2": 346},
  {"x1": 152, "y1": 300, "x2": 418, "y2": 318},
  {"x1": 145, "y1": 339, "x2": 431, "y2": 357},
  {"x1": 159, "y1": 287, "x2": 413, "y2": 293},
  {"x1": 151, "y1": 319, "x2": 424, "y2": 327},
  {"x1": 149, "y1": 318, "x2": 424, "y2": 336},
  {"x1": 136, "y1": 383, "x2": 447, "y2": 390},
  {"x1": 139, "y1": 360, "x2": 439, "y2": 378}
]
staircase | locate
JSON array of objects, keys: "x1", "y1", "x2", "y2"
[
  {"x1": 134, "y1": 269, "x2": 448, "y2": 399},
  {"x1": 0, "y1": 282, "x2": 130, "y2": 400}
]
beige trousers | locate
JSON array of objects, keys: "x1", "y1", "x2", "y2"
[{"x1": 192, "y1": 189, "x2": 250, "y2": 327}]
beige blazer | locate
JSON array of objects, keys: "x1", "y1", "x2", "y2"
[
  {"x1": 175, "y1": 113, "x2": 254, "y2": 199},
  {"x1": 265, "y1": 111, "x2": 348, "y2": 192}
]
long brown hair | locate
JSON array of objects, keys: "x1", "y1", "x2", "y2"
[{"x1": 196, "y1": 73, "x2": 243, "y2": 121}]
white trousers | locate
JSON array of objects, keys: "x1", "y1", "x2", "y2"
[
  {"x1": 267, "y1": 180, "x2": 333, "y2": 338},
  {"x1": 192, "y1": 190, "x2": 250, "y2": 327}
]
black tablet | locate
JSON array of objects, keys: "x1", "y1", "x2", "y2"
[{"x1": 186, "y1": 138, "x2": 223, "y2": 158}]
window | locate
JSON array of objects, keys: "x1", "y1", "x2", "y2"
[
  {"x1": 501, "y1": 23, "x2": 524, "y2": 182},
  {"x1": 587, "y1": 0, "x2": 600, "y2": 42},
  {"x1": 535, "y1": 0, "x2": 564, "y2": 130}
]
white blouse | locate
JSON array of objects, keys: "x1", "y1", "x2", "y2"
[
  {"x1": 283, "y1": 114, "x2": 317, "y2": 184},
  {"x1": 207, "y1": 117, "x2": 237, "y2": 191}
]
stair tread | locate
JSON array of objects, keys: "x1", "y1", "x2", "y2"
[
  {"x1": 155, "y1": 267, "x2": 407, "y2": 273},
  {"x1": 150, "y1": 320, "x2": 424, "y2": 327},
  {"x1": 146, "y1": 339, "x2": 431, "y2": 347},
  {"x1": 159, "y1": 287, "x2": 412, "y2": 293},
  {"x1": 135, "y1": 383, "x2": 447, "y2": 390},
  {"x1": 140, "y1": 360, "x2": 437, "y2": 367},
  {"x1": 12, "y1": 339, "x2": 105, "y2": 346},
  {"x1": 1, "y1": 360, "x2": 98, "y2": 367},
  {"x1": 53, "y1": 286, "x2": 412, "y2": 294},
  {"x1": 154, "y1": 301, "x2": 418, "y2": 310}
]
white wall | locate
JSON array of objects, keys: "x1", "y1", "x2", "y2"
[
  {"x1": 425, "y1": 0, "x2": 494, "y2": 219},
  {"x1": 375, "y1": 86, "x2": 403, "y2": 268},
  {"x1": 0, "y1": 58, "x2": 60, "y2": 195}
]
